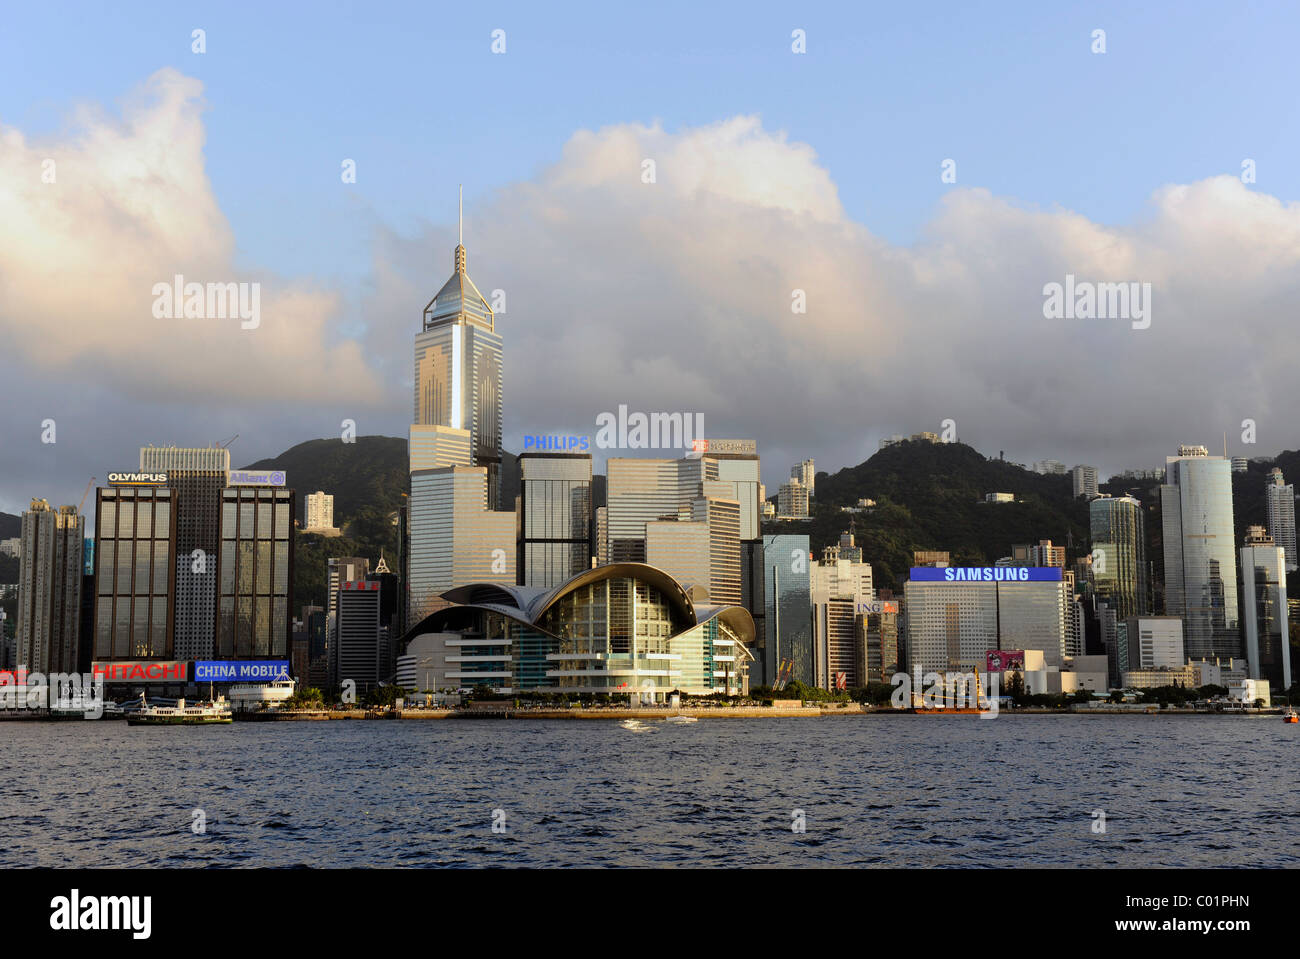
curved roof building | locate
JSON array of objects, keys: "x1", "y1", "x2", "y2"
[{"x1": 396, "y1": 563, "x2": 755, "y2": 698}]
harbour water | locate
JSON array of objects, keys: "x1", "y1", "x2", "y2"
[{"x1": 2, "y1": 716, "x2": 1296, "y2": 867}]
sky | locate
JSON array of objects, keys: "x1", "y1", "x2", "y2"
[{"x1": 3, "y1": 0, "x2": 1300, "y2": 512}]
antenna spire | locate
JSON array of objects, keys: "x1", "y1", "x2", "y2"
[{"x1": 459, "y1": 184, "x2": 463, "y2": 247}]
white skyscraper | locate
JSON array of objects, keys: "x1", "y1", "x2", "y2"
[
  {"x1": 1265, "y1": 468, "x2": 1297, "y2": 573},
  {"x1": 1071, "y1": 465, "x2": 1098, "y2": 499},
  {"x1": 305, "y1": 491, "x2": 335, "y2": 531},
  {"x1": 791, "y1": 458, "x2": 815, "y2": 495},
  {"x1": 1239, "y1": 526, "x2": 1291, "y2": 691},
  {"x1": 1161, "y1": 445, "x2": 1240, "y2": 661}
]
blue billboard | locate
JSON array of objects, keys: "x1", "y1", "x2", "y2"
[
  {"x1": 909, "y1": 567, "x2": 1063, "y2": 582},
  {"x1": 194, "y1": 660, "x2": 291, "y2": 682}
]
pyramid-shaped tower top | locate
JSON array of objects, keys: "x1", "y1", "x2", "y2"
[{"x1": 423, "y1": 185, "x2": 494, "y2": 331}]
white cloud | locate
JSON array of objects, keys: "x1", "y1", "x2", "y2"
[{"x1": 0, "y1": 68, "x2": 381, "y2": 404}]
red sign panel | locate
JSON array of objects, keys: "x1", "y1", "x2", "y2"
[
  {"x1": 986, "y1": 649, "x2": 1025, "y2": 672},
  {"x1": 91, "y1": 661, "x2": 188, "y2": 683}
]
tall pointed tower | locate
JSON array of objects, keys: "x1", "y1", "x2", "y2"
[{"x1": 412, "y1": 188, "x2": 504, "y2": 508}]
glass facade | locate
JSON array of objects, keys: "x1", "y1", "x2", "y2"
[
  {"x1": 518, "y1": 454, "x2": 592, "y2": 588},
  {"x1": 1090, "y1": 495, "x2": 1148, "y2": 620},
  {"x1": 93, "y1": 487, "x2": 175, "y2": 659},
  {"x1": 741, "y1": 534, "x2": 813, "y2": 687},
  {"x1": 1161, "y1": 453, "x2": 1240, "y2": 660},
  {"x1": 405, "y1": 568, "x2": 753, "y2": 696},
  {"x1": 215, "y1": 488, "x2": 294, "y2": 658}
]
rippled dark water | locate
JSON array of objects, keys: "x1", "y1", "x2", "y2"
[{"x1": 3, "y1": 716, "x2": 1297, "y2": 867}]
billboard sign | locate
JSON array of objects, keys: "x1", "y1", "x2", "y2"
[
  {"x1": 690, "y1": 438, "x2": 757, "y2": 455},
  {"x1": 107, "y1": 472, "x2": 168, "y2": 486},
  {"x1": 986, "y1": 650, "x2": 1026, "y2": 672},
  {"x1": 909, "y1": 567, "x2": 1063, "y2": 583},
  {"x1": 857, "y1": 600, "x2": 900, "y2": 615},
  {"x1": 523, "y1": 434, "x2": 590, "y2": 452},
  {"x1": 228, "y1": 469, "x2": 286, "y2": 487},
  {"x1": 91, "y1": 661, "x2": 188, "y2": 683},
  {"x1": 194, "y1": 660, "x2": 291, "y2": 682}
]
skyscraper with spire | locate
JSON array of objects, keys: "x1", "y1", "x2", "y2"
[{"x1": 411, "y1": 188, "x2": 504, "y2": 508}]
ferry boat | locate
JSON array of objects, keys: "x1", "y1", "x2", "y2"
[
  {"x1": 1284, "y1": 706, "x2": 1298, "y2": 724},
  {"x1": 127, "y1": 695, "x2": 232, "y2": 726}
]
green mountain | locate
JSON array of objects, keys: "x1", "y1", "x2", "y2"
[
  {"x1": 763, "y1": 439, "x2": 1094, "y2": 593},
  {"x1": 0, "y1": 512, "x2": 19, "y2": 538},
  {"x1": 242, "y1": 436, "x2": 408, "y2": 610}
]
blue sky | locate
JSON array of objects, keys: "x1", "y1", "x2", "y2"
[
  {"x1": 5, "y1": 0, "x2": 1300, "y2": 512},
  {"x1": 6, "y1": 0, "x2": 1295, "y2": 278}
]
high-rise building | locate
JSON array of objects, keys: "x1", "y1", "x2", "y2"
[
  {"x1": 1239, "y1": 526, "x2": 1291, "y2": 691},
  {"x1": 692, "y1": 495, "x2": 741, "y2": 604},
  {"x1": 777, "y1": 478, "x2": 809, "y2": 519},
  {"x1": 336, "y1": 580, "x2": 382, "y2": 694},
  {"x1": 604, "y1": 456, "x2": 744, "y2": 603},
  {"x1": 139, "y1": 446, "x2": 230, "y2": 660},
  {"x1": 1089, "y1": 494, "x2": 1148, "y2": 620},
  {"x1": 811, "y1": 538, "x2": 873, "y2": 689},
  {"x1": 1161, "y1": 445, "x2": 1240, "y2": 660},
  {"x1": 646, "y1": 519, "x2": 711, "y2": 594},
  {"x1": 407, "y1": 466, "x2": 515, "y2": 623},
  {"x1": 1071, "y1": 465, "x2": 1099, "y2": 499},
  {"x1": 15, "y1": 499, "x2": 84, "y2": 674},
  {"x1": 412, "y1": 200, "x2": 503, "y2": 509},
  {"x1": 1121, "y1": 616, "x2": 1185, "y2": 671},
  {"x1": 1033, "y1": 459, "x2": 1066, "y2": 475},
  {"x1": 904, "y1": 570, "x2": 1068, "y2": 674},
  {"x1": 791, "y1": 458, "x2": 815, "y2": 496},
  {"x1": 327, "y1": 556, "x2": 369, "y2": 687},
  {"x1": 304, "y1": 491, "x2": 335, "y2": 532},
  {"x1": 214, "y1": 486, "x2": 295, "y2": 659},
  {"x1": 1231, "y1": 456, "x2": 1249, "y2": 473},
  {"x1": 517, "y1": 452, "x2": 592, "y2": 588},
  {"x1": 1265, "y1": 468, "x2": 1297, "y2": 573},
  {"x1": 1010, "y1": 539, "x2": 1066, "y2": 568},
  {"x1": 91, "y1": 485, "x2": 177, "y2": 663},
  {"x1": 740, "y1": 534, "x2": 813, "y2": 687}
]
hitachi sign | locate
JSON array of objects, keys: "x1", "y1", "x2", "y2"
[
  {"x1": 91, "y1": 661, "x2": 188, "y2": 682},
  {"x1": 107, "y1": 472, "x2": 168, "y2": 486}
]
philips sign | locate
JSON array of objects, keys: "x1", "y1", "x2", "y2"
[
  {"x1": 523, "y1": 435, "x2": 590, "y2": 452},
  {"x1": 195, "y1": 660, "x2": 290, "y2": 682},
  {"x1": 228, "y1": 470, "x2": 286, "y2": 487},
  {"x1": 909, "y1": 567, "x2": 1063, "y2": 582}
]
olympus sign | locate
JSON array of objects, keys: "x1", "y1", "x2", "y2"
[{"x1": 107, "y1": 472, "x2": 169, "y2": 486}]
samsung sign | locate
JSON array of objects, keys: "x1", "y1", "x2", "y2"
[
  {"x1": 228, "y1": 470, "x2": 286, "y2": 487},
  {"x1": 909, "y1": 567, "x2": 1063, "y2": 582},
  {"x1": 195, "y1": 660, "x2": 290, "y2": 682}
]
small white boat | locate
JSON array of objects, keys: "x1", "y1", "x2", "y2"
[
  {"x1": 127, "y1": 695, "x2": 232, "y2": 726},
  {"x1": 663, "y1": 715, "x2": 698, "y2": 724}
]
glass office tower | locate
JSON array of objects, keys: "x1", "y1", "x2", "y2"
[
  {"x1": 741, "y1": 534, "x2": 813, "y2": 687},
  {"x1": 1089, "y1": 494, "x2": 1149, "y2": 620},
  {"x1": 518, "y1": 453, "x2": 592, "y2": 588},
  {"x1": 413, "y1": 237, "x2": 503, "y2": 509},
  {"x1": 93, "y1": 486, "x2": 176, "y2": 660},
  {"x1": 1239, "y1": 526, "x2": 1291, "y2": 691},
  {"x1": 215, "y1": 487, "x2": 294, "y2": 658},
  {"x1": 1161, "y1": 446, "x2": 1240, "y2": 660}
]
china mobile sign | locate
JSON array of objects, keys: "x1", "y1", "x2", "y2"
[
  {"x1": 91, "y1": 661, "x2": 188, "y2": 683},
  {"x1": 194, "y1": 660, "x2": 290, "y2": 682}
]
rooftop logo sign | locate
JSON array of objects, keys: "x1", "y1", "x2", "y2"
[
  {"x1": 910, "y1": 567, "x2": 1063, "y2": 582},
  {"x1": 107, "y1": 472, "x2": 168, "y2": 486},
  {"x1": 229, "y1": 470, "x2": 286, "y2": 487},
  {"x1": 523, "y1": 435, "x2": 590, "y2": 452}
]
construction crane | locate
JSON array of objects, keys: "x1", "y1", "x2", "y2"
[
  {"x1": 77, "y1": 478, "x2": 96, "y2": 512},
  {"x1": 216, "y1": 433, "x2": 239, "y2": 449}
]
